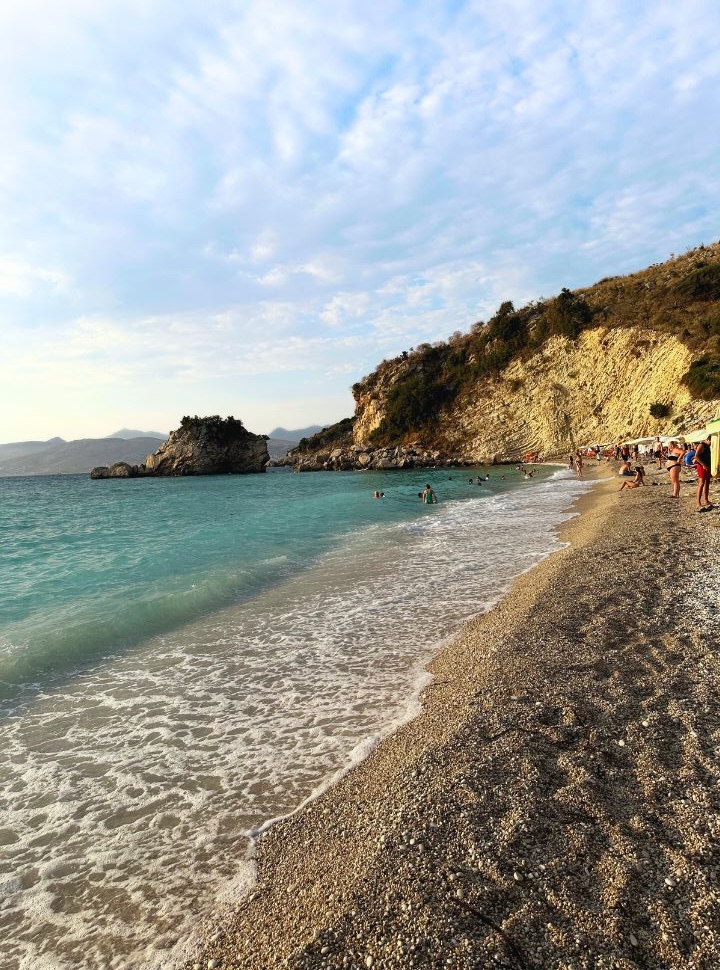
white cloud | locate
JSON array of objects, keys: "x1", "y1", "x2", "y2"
[
  {"x1": 0, "y1": 257, "x2": 70, "y2": 298},
  {"x1": 249, "y1": 230, "x2": 277, "y2": 264}
]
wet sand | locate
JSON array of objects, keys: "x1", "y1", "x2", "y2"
[{"x1": 185, "y1": 465, "x2": 720, "y2": 970}]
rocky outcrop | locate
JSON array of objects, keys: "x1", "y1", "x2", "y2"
[
  {"x1": 293, "y1": 443, "x2": 469, "y2": 473},
  {"x1": 90, "y1": 461, "x2": 137, "y2": 479},
  {"x1": 91, "y1": 416, "x2": 269, "y2": 478}
]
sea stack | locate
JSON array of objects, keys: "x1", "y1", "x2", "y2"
[{"x1": 91, "y1": 415, "x2": 269, "y2": 478}]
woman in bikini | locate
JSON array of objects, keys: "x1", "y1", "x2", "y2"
[{"x1": 665, "y1": 440, "x2": 684, "y2": 498}]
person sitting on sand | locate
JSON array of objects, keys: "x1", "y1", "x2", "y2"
[
  {"x1": 618, "y1": 459, "x2": 634, "y2": 477},
  {"x1": 619, "y1": 466, "x2": 648, "y2": 490}
]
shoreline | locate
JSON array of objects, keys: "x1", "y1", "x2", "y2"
[{"x1": 186, "y1": 466, "x2": 720, "y2": 969}]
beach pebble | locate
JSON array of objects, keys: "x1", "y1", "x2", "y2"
[
  {"x1": 617, "y1": 739, "x2": 626, "y2": 747},
  {"x1": 665, "y1": 877, "x2": 676, "y2": 887},
  {"x1": 629, "y1": 934, "x2": 639, "y2": 947},
  {"x1": 513, "y1": 871, "x2": 524, "y2": 882},
  {"x1": 641, "y1": 720, "x2": 650, "y2": 727},
  {"x1": 207, "y1": 960, "x2": 220, "y2": 969},
  {"x1": 366, "y1": 956, "x2": 374, "y2": 968}
]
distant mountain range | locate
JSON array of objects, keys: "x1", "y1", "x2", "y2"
[
  {"x1": 0, "y1": 425, "x2": 327, "y2": 475},
  {"x1": 267, "y1": 425, "x2": 323, "y2": 440},
  {"x1": 0, "y1": 435, "x2": 167, "y2": 476},
  {"x1": 106, "y1": 428, "x2": 168, "y2": 439},
  {"x1": 265, "y1": 425, "x2": 323, "y2": 460}
]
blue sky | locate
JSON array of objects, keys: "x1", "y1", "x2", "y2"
[{"x1": 1, "y1": 0, "x2": 718, "y2": 441}]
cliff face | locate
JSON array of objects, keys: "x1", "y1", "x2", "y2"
[
  {"x1": 346, "y1": 244, "x2": 720, "y2": 461},
  {"x1": 442, "y1": 327, "x2": 711, "y2": 459},
  {"x1": 91, "y1": 416, "x2": 269, "y2": 478},
  {"x1": 353, "y1": 326, "x2": 717, "y2": 461}
]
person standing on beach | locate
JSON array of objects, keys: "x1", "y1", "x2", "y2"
[
  {"x1": 665, "y1": 441, "x2": 684, "y2": 499},
  {"x1": 574, "y1": 451, "x2": 583, "y2": 478},
  {"x1": 653, "y1": 437, "x2": 662, "y2": 466},
  {"x1": 694, "y1": 436, "x2": 712, "y2": 511}
]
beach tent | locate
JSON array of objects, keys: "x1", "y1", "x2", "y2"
[
  {"x1": 678, "y1": 427, "x2": 710, "y2": 444},
  {"x1": 622, "y1": 436, "x2": 678, "y2": 447},
  {"x1": 678, "y1": 418, "x2": 720, "y2": 475},
  {"x1": 707, "y1": 416, "x2": 720, "y2": 476}
]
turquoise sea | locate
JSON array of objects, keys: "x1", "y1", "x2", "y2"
[{"x1": 0, "y1": 465, "x2": 591, "y2": 969}]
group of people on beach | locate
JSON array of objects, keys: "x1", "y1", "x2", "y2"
[{"x1": 615, "y1": 436, "x2": 713, "y2": 511}]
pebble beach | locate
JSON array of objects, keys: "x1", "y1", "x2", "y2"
[{"x1": 186, "y1": 465, "x2": 720, "y2": 970}]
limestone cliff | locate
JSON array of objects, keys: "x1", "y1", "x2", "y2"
[
  {"x1": 91, "y1": 416, "x2": 269, "y2": 478},
  {"x1": 345, "y1": 243, "x2": 720, "y2": 462},
  {"x1": 426, "y1": 327, "x2": 710, "y2": 461}
]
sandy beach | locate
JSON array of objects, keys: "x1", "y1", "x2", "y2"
[{"x1": 185, "y1": 465, "x2": 720, "y2": 970}]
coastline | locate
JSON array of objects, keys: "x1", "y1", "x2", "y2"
[{"x1": 186, "y1": 466, "x2": 720, "y2": 970}]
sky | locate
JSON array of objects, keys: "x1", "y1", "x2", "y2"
[{"x1": 1, "y1": 0, "x2": 718, "y2": 442}]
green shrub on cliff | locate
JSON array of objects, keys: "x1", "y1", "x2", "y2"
[
  {"x1": 682, "y1": 357, "x2": 720, "y2": 400},
  {"x1": 539, "y1": 288, "x2": 594, "y2": 341},
  {"x1": 649, "y1": 402, "x2": 671, "y2": 419},
  {"x1": 674, "y1": 262, "x2": 720, "y2": 302},
  {"x1": 178, "y1": 415, "x2": 247, "y2": 441}
]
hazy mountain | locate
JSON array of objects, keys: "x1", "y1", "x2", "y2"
[
  {"x1": 0, "y1": 438, "x2": 66, "y2": 460},
  {"x1": 107, "y1": 428, "x2": 167, "y2": 439},
  {"x1": 267, "y1": 425, "x2": 323, "y2": 441},
  {"x1": 265, "y1": 425, "x2": 326, "y2": 460},
  {"x1": 0, "y1": 437, "x2": 165, "y2": 477}
]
